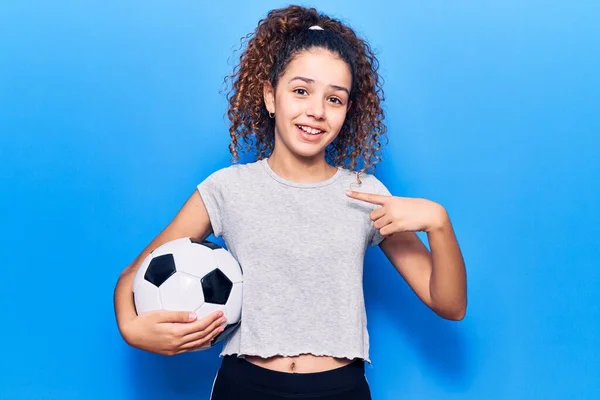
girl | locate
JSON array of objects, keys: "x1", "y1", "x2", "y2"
[{"x1": 113, "y1": 5, "x2": 467, "y2": 399}]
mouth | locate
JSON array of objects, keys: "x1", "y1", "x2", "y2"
[{"x1": 296, "y1": 124, "x2": 325, "y2": 136}]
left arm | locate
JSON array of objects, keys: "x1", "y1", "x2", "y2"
[
  {"x1": 380, "y1": 207, "x2": 467, "y2": 320},
  {"x1": 346, "y1": 191, "x2": 467, "y2": 320}
]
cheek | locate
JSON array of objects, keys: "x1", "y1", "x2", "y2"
[
  {"x1": 332, "y1": 109, "x2": 349, "y2": 130},
  {"x1": 275, "y1": 95, "x2": 302, "y2": 118}
]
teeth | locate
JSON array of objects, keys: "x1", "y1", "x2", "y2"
[{"x1": 298, "y1": 125, "x2": 323, "y2": 135}]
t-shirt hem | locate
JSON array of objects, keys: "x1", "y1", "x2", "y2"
[{"x1": 219, "y1": 348, "x2": 371, "y2": 365}]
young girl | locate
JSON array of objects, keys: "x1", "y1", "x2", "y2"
[{"x1": 114, "y1": 5, "x2": 467, "y2": 399}]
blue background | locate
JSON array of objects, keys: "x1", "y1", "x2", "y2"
[{"x1": 1, "y1": 1, "x2": 599, "y2": 399}]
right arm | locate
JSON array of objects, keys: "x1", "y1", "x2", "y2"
[{"x1": 113, "y1": 190, "x2": 225, "y2": 355}]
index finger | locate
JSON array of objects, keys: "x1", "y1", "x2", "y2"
[
  {"x1": 172, "y1": 311, "x2": 224, "y2": 334},
  {"x1": 181, "y1": 312, "x2": 226, "y2": 337},
  {"x1": 345, "y1": 190, "x2": 388, "y2": 205}
]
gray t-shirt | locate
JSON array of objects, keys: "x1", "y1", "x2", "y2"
[{"x1": 197, "y1": 158, "x2": 391, "y2": 363}]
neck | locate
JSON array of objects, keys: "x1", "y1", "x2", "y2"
[{"x1": 266, "y1": 151, "x2": 337, "y2": 184}]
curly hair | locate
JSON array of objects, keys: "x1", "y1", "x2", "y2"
[{"x1": 223, "y1": 5, "x2": 388, "y2": 176}]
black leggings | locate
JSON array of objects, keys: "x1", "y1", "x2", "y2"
[{"x1": 210, "y1": 355, "x2": 372, "y2": 399}]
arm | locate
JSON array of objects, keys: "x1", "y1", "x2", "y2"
[
  {"x1": 345, "y1": 189, "x2": 467, "y2": 320},
  {"x1": 114, "y1": 190, "x2": 223, "y2": 353},
  {"x1": 379, "y1": 208, "x2": 467, "y2": 320}
]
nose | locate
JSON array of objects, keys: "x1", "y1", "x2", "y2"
[{"x1": 306, "y1": 98, "x2": 325, "y2": 120}]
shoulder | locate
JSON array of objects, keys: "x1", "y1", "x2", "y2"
[{"x1": 205, "y1": 159, "x2": 262, "y2": 183}]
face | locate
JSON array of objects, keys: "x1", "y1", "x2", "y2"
[{"x1": 264, "y1": 48, "x2": 352, "y2": 161}]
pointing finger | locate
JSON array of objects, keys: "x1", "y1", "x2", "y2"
[{"x1": 345, "y1": 190, "x2": 388, "y2": 205}]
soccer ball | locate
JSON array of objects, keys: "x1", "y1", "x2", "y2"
[{"x1": 132, "y1": 237, "x2": 243, "y2": 350}]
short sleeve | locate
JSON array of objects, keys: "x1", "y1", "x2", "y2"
[
  {"x1": 196, "y1": 171, "x2": 225, "y2": 238},
  {"x1": 368, "y1": 176, "x2": 392, "y2": 247}
]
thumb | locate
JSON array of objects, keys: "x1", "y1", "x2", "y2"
[{"x1": 155, "y1": 310, "x2": 197, "y2": 323}]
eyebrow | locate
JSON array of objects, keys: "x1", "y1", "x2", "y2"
[{"x1": 288, "y1": 76, "x2": 350, "y2": 96}]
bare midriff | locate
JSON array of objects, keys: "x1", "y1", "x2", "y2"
[{"x1": 245, "y1": 354, "x2": 354, "y2": 373}]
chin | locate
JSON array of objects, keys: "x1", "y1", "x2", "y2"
[
  {"x1": 277, "y1": 129, "x2": 333, "y2": 159},
  {"x1": 291, "y1": 146, "x2": 326, "y2": 159}
]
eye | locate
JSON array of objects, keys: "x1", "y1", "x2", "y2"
[
  {"x1": 329, "y1": 97, "x2": 343, "y2": 105},
  {"x1": 293, "y1": 88, "x2": 308, "y2": 96}
]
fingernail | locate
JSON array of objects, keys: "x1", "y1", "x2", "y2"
[
  {"x1": 217, "y1": 311, "x2": 224, "y2": 318},
  {"x1": 189, "y1": 313, "x2": 197, "y2": 321},
  {"x1": 345, "y1": 190, "x2": 352, "y2": 195}
]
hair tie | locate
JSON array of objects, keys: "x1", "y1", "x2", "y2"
[{"x1": 309, "y1": 25, "x2": 324, "y2": 31}]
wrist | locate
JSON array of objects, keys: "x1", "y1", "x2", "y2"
[{"x1": 427, "y1": 204, "x2": 449, "y2": 232}]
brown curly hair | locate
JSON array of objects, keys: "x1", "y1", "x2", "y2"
[{"x1": 223, "y1": 5, "x2": 388, "y2": 176}]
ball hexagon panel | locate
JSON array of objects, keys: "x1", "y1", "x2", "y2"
[
  {"x1": 225, "y1": 282, "x2": 243, "y2": 323},
  {"x1": 173, "y1": 239, "x2": 219, "y2": 279},
  {"x1": 194, "y1": 302, "x2": 227, "y2": 325},
  {"x1": 159, "y1": 272, "x2": 205, "y2": 311},
  {"x1": 201, "y1": 269, "x2": 232, "y2": 305},
  {"x1": 191, "y1": 302, "x2": 227, "y2": 352},
  {"x1": 132, "y1": 254, "x2": 151, "y2": 289},
  {"x1": 132, "y1": 279, "x2": 161, "y2": 314},
  {"x1": 213, "y1": 248, "x2": 243, "y2": 283}
]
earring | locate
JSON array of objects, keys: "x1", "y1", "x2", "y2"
[{"x1": 269, "y1": 112, "x2": 275, "y2": 119}]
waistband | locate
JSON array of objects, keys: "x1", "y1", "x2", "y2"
[{"x1": 218, "y1": 355, "x2": 366, "y2": 395}]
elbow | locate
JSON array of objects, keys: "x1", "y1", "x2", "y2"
[
  {"x1": 432, "y1": 300, "x2": 467, "y2": 321},
  {"x1": 443, "y1": 307, "x2": 466, "y2": 321}
]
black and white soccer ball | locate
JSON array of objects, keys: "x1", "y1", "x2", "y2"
[{"x1": 132, "y1": 237, "x2": 243, "y2": 350}]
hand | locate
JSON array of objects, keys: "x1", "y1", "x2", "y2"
[
  {"x1": 345, "y1": 190, "x2": 447, "y2": 236},
  {"x1": 122, "y1": 310, "x2": 227, "y2": 356}
]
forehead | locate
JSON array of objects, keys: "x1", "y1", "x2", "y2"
[{"x1": 282, "y1": 48, "x2": 352, "y2": 88}]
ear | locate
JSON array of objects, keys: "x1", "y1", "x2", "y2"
[{"x1": 263, "y1": 81, "x2": 275, "y2": 114}]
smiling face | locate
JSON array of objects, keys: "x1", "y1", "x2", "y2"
[{"x1": 263, "y1": 48, "x2": 352, "y2": 162}]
